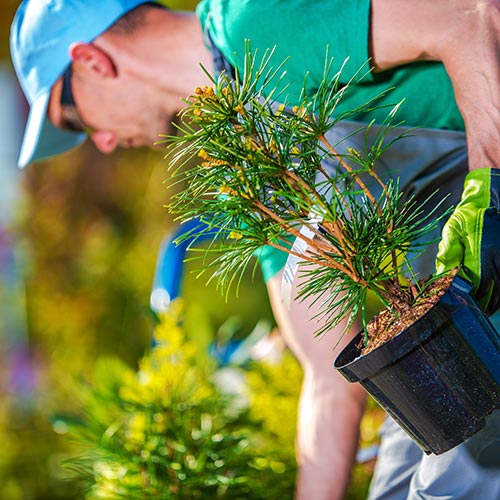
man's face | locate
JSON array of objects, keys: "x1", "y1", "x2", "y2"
[{"x1": 48, "y1": 62, "x2": 180, "y2": 154}]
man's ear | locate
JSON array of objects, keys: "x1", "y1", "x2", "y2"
[{"x1": 68, "y1": 42, "x2": 117, "y2": 78}]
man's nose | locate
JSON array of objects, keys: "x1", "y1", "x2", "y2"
[{"x1": 90, "y1": 130, "x2": 119, "y2": 154}]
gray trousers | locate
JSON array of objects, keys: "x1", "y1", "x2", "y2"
[
  {"x1": 319, "y1": 121, "x2": 500, "y2": 499},
  {"x1": 368, "y1": 412, "x2": 500, "y2": 500}
]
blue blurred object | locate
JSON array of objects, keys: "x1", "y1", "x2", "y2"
[
  {"x1": 149, "y1": 220, "x2": 276, "y2": 366},
  {"x1": 209, "y1": 338, "x2": 244, "y2": 366},
  {"x1": 150, "y1": 219, "x2": 215, "y2": 313}
]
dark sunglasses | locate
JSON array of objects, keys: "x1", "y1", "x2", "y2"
[{"x1": 60, "y1": 65, "x2": 94, "y2": 134}]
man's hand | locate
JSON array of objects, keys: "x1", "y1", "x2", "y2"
[{"x1": 436, "y1": 168, "x2": 500, "y2": 315}]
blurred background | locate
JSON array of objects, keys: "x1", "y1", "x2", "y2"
[{"x1": 0, "y1": 2, "x2": 381, "y2": 498}]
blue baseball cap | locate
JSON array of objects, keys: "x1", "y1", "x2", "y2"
[{"x1": 10, "y1": 0, "x2": 155, "y2": 168}]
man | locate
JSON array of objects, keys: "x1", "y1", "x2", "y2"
[{"x1": 10, "y1": 1, "x2": 500, "y2": 499}]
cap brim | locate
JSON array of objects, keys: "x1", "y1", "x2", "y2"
[{"x1": 18, "y1": 91, "x2": 85, "y2": 168}]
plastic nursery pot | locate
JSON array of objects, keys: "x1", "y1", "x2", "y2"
[{"x1": 334, "y1": 276, "x2": 500, "y2": 455}]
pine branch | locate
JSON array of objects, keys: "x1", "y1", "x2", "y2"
[{"x1": 161, "y1": 43, "x2": 450, "y2": 341}]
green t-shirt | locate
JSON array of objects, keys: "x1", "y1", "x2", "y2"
[
  {"x1": 197, "y1": 0, "x2": 464, "y2": 130},
  {"x1": 196, "y1": 0, "x2": 465, "y2": 281}
]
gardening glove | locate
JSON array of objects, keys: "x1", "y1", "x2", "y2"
[{"x1": 436, "y1": 167, "x2": 500, "y2": 316}]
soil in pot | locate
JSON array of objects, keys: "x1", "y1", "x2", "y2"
[{"x1": 362, "y1": 273, "x2": 455, "y2": 355}]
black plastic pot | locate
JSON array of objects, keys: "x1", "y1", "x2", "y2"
[{"x1": 334, "y1": 276, "x2": 500, "y2": 455}]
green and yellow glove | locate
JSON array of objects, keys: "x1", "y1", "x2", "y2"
[{"x1": 436, "y1": 167, "x2": 500, "y2": 315}]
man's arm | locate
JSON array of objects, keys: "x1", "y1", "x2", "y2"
[
  {"x1": 370, "y1": 0, "x2": 500, "y2": 171},
  {"x1": 371, "y1": 0, "x2": 500, "y2": 313},
  {"x1": 266, "y1": 272, "x2": 366, "y2": 500}
]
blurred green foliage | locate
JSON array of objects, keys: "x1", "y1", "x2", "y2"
[
  {"x1": 65, "y1": 304, "x2": 382, "y2": 499},
  {"x1": 65, "y1": 303, "x2": 297, "y2": 499}
]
